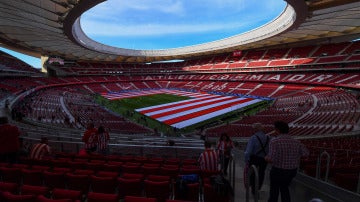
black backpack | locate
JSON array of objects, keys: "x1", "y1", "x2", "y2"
[
  {"x1": 175, "y1": 174, "x2": 199, "y2": 200},
  {"x1": 210, "y1": 174, "x2": 234, "y2": 197}
]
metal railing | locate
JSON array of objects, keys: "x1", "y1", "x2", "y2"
[
  {"x1": 316, "y1": 150, "x2": 330, "y2": 182},
  {"x1": 246, "y1": 164, "x2": 259, "y2": 202}
]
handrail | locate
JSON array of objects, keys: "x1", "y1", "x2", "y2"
[
  {"x1": 357, "y1": 172, "x2": 360, "y2": 194},
  {"x1": 316, "y1": 150, "x2": 330, "y2": 182},
  {"x1": 231, "y1": 156, "x2": 236, "y2": 202},
  {"x1": 246, "y1": 164, "x2": 259, "y2": 202}
]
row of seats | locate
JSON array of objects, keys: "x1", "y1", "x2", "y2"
[
  {"x1": 0, "y1": 188, "x2": 187, "y2": 202},
  {"x1": 0, "y1": 162, "x2": 226, "y2": 202},
  {"x1": 51, "y1": 41, "x2": 360, "y2": 74}
]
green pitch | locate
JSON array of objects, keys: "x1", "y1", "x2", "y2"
[{"x1": 95, "y1": 93, "x2": 270, "y2": 135}]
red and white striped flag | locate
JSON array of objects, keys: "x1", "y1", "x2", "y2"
[
  {"x1": 136, "y1": 92, "x2": 262, "y2": 128},
  {"x1": 102, "y1": 89, "x2": 262, "y2": 128}
]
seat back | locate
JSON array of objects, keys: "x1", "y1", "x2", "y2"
[
  {"x1": 43, "y1": 171, "x2": 66, "y2": 189},
  {"x1": 21, "y1": 169, "x2": 43, "y2": 186},
  {"x1": 144, "y1": 180, "x2": 171, "y2": 202},
  {"x1": 124, "y1": 196, "x2": 157, "y2": 202},
  {"x1": 65, "y1": 173, "x2": 90, "y2": 193},
  {"x1": 52, "y1": 188, "x2": 82, "y2": 201},
  {"x1": 87, "y1": 192, "x2": 119, "y2": 202},
  {"x1": 117, "y1": 177, "x2": 143, "y2": 198},
  {"x1": 90, "y1": 175, "x2": 117, "y2": 194}
]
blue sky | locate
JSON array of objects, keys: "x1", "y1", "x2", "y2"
[{"x1": 0, "y1": 0, "x2": 286, "y2": 68}]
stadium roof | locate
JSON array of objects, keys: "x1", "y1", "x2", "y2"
[{"x1": 0, "y1": 0, "x2": 360, "y2": 63}]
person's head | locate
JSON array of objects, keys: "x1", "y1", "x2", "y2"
[
  {"x1": 98, "y1": 126, "x2": 105, "y2": 133},
  {"x1": 274, "y1": 121, "x2": 289, "y2": 134},
  {"x1": 40, "y1": 137, "x2": 48, "y2": 144},
  {"x1": 167, "y1": 140, "x2": 175, "y2": 146},
  {"x1": 252, "y1": 122, "x2": 264, "y2": 132},
  {"x1": 0, "y1": 116, "x2": 9, "y2": 124},
  {"x1": 87, "y1": 122, "x2": 94, "y2": 130},
  {"x1": 219, "y1": 133, "x2": 230, "y2": 141},
  {"x1": 204, "y1": 141, "x2": 212, "y2": 149}
]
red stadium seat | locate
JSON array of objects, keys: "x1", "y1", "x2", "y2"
[
  {"x1": 64, "y1": 173, "x2": 90, "y2": 193},
  {"x1": 142, "y1": 165, "x2": 160, "y2": 177},
  {"x1": 43, "y1": 171, "x2": 66, "y2": 189},
  {"x1": 146, "y1": 175, "x2": 170, "y2": 182},
  {"x1": 30, "y1": 165, "x2": 50, "y2": 172},
  {"x1": 0, "y1": 167, "x2": 22, "y2": 184},
  {"x1": 121, "y1": 173, "x2": 145, "y2": 180},
  {"x1": 0, "y1": 182, "x2": 19, "y2": 194},
  {"x1": 121, "y1": 164, "x2": 142, "y2": 174},
  {"x1": 117, "y1": 177, "x2": 143, "y2": 198},
  {"x1": 124, "y1": 196, "x2": 157, "y2": 202},
  {"x1": 36, "y1": 195, "x2": 71, "y2": 202},
  {"x1": 51, "y1": 167, "x2": 72, "y2": 174},
  {"x1": 52, "y1": 188, "x2": 82, "y2": 201},
  {"x1": 73, "y1": 169, "x2": 95, "y2": 176},
  {"x1": 21, "y1": 169, "x2": 43, "y2": 186},
  {"x1": 1, "y1": 191, "x2": 36, "y2": 202},
  {"x1": 86, "y1": 192, "x2": 119, "y2": 202},
  {"x1": 21, "y1": 185, "x2": 50, "y2": 197},
  {"x1": 159, "y1": 167, "x2": 179, "y2": 180},
  {"x1": 144, "y1": 180, "x2": 171, "y2": 202},
  {"x1": 90, "y1": 175, "x2": 117, "y2": 194},
  {"x1": 96, "y1": 171, "x2": 118, "y2": 178}
]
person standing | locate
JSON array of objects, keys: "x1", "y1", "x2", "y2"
[
  {"x1": 29, "y1": 137, "x2": 51, "y2": 160},
  {"x1": 198, "y1": 141, "x2": 219, "y2": 172},
  {"x1": 244, "y1": 123, "x2": 269, "y2": 195},
  {"x1": 82, "y1": 122, "x2": 98, "y2": 153},
  {"x1": 265, "y1": 121, "x2": 309, "y2": 202},
  {"x1": 217, "y1": 133, "x2": 234, "y2": 175},
  {"x1": 0, "y1": 117, "x2": 20, "y2": 163},
  {"x1": 96, "y1": 126, "x2": 110, "y2": 155}
]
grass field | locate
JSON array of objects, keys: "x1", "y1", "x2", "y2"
[{"x1": 95, "y1": 92, "x2": 270, "y2": 136}]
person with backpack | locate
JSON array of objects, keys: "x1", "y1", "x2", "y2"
[
  {"x1": 244, "y1": 122, "x2": 270, "y2": 195},
  {"x1": 198, "y1": 141, "x2": 220, "y2": 172},
  {"x1": 29, "y1": 137, "x2": 51, "y2": 160},
  {"x1": 82, "y1": 122, "x2": 98, "y2": 153}
]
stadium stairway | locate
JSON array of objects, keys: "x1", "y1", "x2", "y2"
[{"x1": 232, "y1": 149, "x2": 360, "y2": 202}]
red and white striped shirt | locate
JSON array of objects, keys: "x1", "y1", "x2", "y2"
[
  {"x1": 97, "y1": 131, "x2": 109, "y2": 151},
  {"x1": 198, "y1": 148, "x2": 219, "y2": 171},
  {"x1": 217, "y1": 140, "x2": 234, "y2": 157},
  {"x1": 29, "y1": 143, "x2": 51, "y2": 160},
  {"x1": 82, "y1": 128, "x2": 98, "y2": 150}
]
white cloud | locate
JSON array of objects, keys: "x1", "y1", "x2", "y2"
[
  {"x1": 82, "y1": 20, "x2": 255, "y2": 37},
  {"x1": 87, "y1": 0, "x2": 185, "y2": 17},
  {"x1": 80, "y1": 0, "x2": 287, "y2": 47}
]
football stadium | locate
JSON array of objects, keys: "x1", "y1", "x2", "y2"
[{"x1": 0, "y1": 0, "x2": 359, "y2": 202}]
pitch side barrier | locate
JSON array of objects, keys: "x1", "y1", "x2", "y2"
[{"x1": 21, "y1": 137, "x2": 204, "y2": 159}]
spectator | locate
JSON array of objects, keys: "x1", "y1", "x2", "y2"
[
  {"x1": 265, "y1": 121, "x2": 309, "y2": 202},
  {"x1": 29, "y1": 137, "x2": 51, "y2": 160},
  {"x1": 18, "y1": 137, "x2": 30, "y2": 159},
  {"x1": 198, "y1": 141, "x2": 219, "y2": 172},
  {"x1": 167, "y1": 139, "x2": 175, "y2": 146},
  {"x1": 244, "y1": 123, "x2": 269, "y2": 195},
  {"x1": 0, "y1": 116, "x2": 20, "y2": 163},
  {"x1": 82, "y1": 122, "x2": 98, "y2": 153},
  {"x1": 96, "y1": 126, "x2": 110, "y2": 155},
  {"x1": 217, "y1": 133, "x2": 234, "y2": 175}
]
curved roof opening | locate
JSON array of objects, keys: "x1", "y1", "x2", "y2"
[{"x1": 79, "y1": 0, "x2": 287, "y2": 50}]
